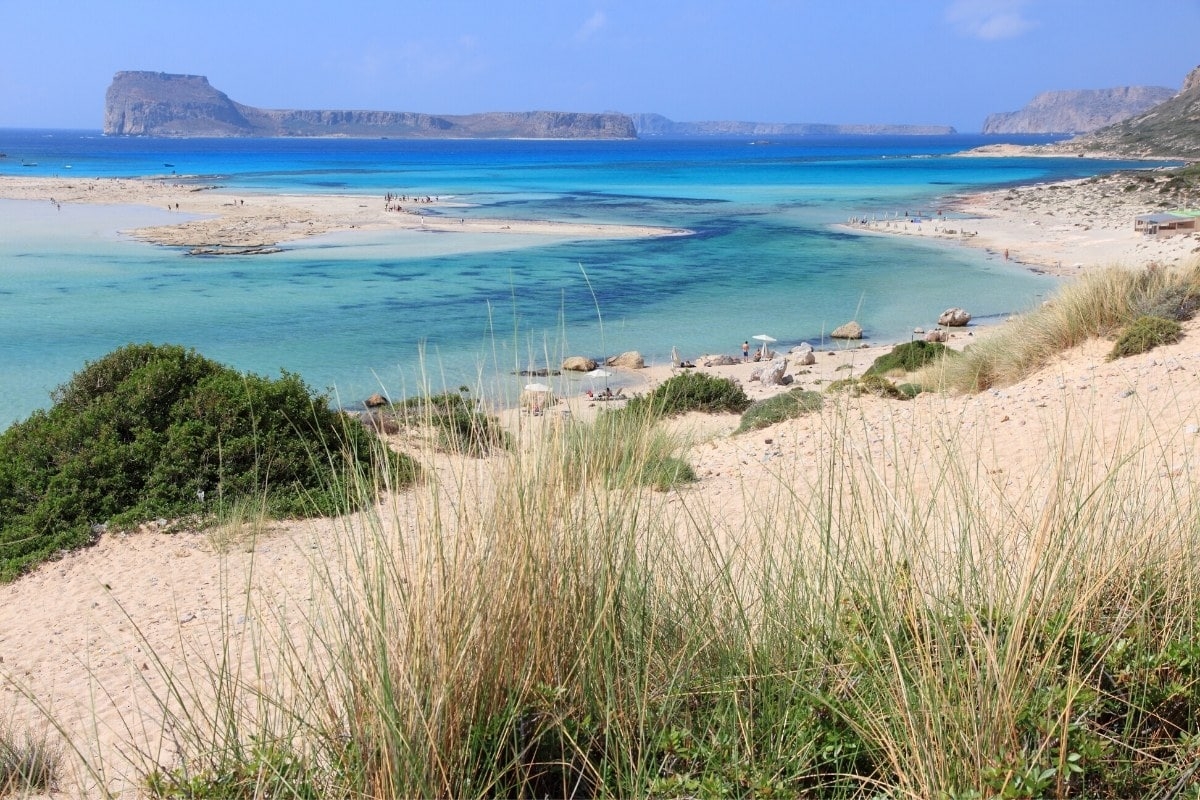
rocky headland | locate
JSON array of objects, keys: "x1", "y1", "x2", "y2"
[
  {"x1": 103, "y1": 71, "x2": 638, "y2": 139},
  {"x1": 982, "y1": 86, "x2": 1176, "y2": 134}
]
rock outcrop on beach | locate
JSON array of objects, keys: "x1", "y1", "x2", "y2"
[
  {"x1": 629, "y1": 113, "x2": 955, "y2": 137},
  {"x1": 982, "y1": 86, "x2": 1175, "y2": 134},
  {"x1": 104, "y1": 71, "x2": 637, "y2": 139}
]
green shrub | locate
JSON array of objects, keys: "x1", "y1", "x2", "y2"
[
  {"x1": 639, "y1": 456, "x2": 697, "y2": 491},
  {"x1": 735, "y1": 389, "x2": 824, "y2": 434},
  {"x1": 826, "y1": 374, "x2": 911, "y2": 400},
  {"x1": 0, "y1": 343, "x2": 418, "y2": 580},
  {"x1": 621, "y1": 372, "x2": 750, "y2": 419},
  {"x1": 863, "y1": 340, "x2": 958, "y2": 377},
  {"x1": 398, "y1": 391, "x2": 508, "y2": 456},
  {"x1": 1108, "y1": 315, "x2": 1183, "y2": 360}
]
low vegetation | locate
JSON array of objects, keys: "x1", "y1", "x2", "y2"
[
  {"x1": 1108, "y1": 315, "x2": 1183, "y2": 360},
  {"x1": 863, "y1": 339, "x2": 957, "y2": 376},
  {"x1": 620, "y1": 371, "x2": 750, "y2": 418},
  {"x1": 395, "y1": 390, "x2": 509, "y2": 456},
  {"x1": 0, "y1": 343, "x2": 417, "y2": 581},
  {"x1": 0, "y1": 726, "x2": 59, "y2": 796},
  {"x1": 826, "y1": 374, "x2": 913, "y2": 400},
  {"x1": 736, "y1": 388, "x2": 824, "y2": 433}
]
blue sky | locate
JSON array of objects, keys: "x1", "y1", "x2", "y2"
[{"x1": 1, "y1": 0, "x2": 1195, "y2": 132}]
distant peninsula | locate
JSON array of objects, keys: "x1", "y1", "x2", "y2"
[
  {"x1": 103, "y1": 71, "x2": 638, "y2": 139},
  {"x1": 104, "y1": 71, "x2": 958, "y2": 140},
  {"x1": 629, "y1": 113, "x2": 955, "y2": 137}
]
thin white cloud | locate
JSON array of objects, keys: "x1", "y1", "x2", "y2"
[
  {"x1": 945, "y1": 0, "x2": 1035, "y2": 40},
  {"x1": 575, "y1": 11, "x2": 607, "y2": 42}
]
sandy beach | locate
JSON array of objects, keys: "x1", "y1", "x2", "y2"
[
  {"x1": 4, "y1": 164, "x2": 1200, "y2": 796},
  {"x1": 0, "y1": 176, "x2": 688, "y2": 251},
  {"x1": 838, "y1": 168, "x2": 1200, "y2": 276}
]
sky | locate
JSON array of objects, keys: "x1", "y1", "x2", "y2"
[{"x1": 1, "y1": 0, "x2": 1196, "y2": 132}]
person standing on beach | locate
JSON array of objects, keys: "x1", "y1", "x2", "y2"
[{"x1": 742, "y1": 341, "x2": 750, "y2": 361}]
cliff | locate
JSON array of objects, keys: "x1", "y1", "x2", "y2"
[
  {"x1": 1055, "y1": 66, "x2": 1200, "y2": 158},
  {"x1": 982, "y1": 86, "x2": 1176, "y2": 134},
  {"x1": 629, "y1": 113, "x2": 955, "y2": 137},
  {"x1": 103, "y1": 71, "x2": 637, "y2": 139}
]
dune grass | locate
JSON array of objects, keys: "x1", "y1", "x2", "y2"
[{"x1": 921, "y1": 262, "x2": 1200, "y2": 392}]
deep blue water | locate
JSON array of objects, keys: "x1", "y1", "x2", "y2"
[{"x1": 0, "y1": 130, "x2": 1158, "y2": 425}]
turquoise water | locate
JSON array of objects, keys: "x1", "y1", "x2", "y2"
[{"x1": 0, "y1": 131, "x2": 1156, "y2": 425}]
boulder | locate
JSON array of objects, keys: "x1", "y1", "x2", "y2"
[
  {"x1": 761, "y1": 358, "x2": 789, "y2": 385},
  {"x1": 606, "y1": 351, "x2": 645, "y2": 369},
  {"x1": 831, "y1": 321, "x2": 863, "y2": 340},
  {"x1": 364, "y1": 392, "x2": 389, "y2": 408},
  {"x1": 938, "y1": 307, "x2": 972, "y2": 327},
  {"x1": 924, "y1": 329, "x2": 948, "y2": 343},
  {"x1": 790, "y1": 342, "x2": 816, "y2": 365},
  {"x1": 562, "y1": 356, "x2": 597, "y2": 372},
  {"x1": 704, "y1": 354, "x2": 739, "y2": 367}
]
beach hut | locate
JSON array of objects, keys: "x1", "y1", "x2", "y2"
[{"x1": 1135, "y1": 211, "x2": 1200, "y2": 237}]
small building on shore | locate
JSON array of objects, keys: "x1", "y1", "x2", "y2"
[{"x1": 1135, "y1": 210, "x2": 1200, "y2": 237}]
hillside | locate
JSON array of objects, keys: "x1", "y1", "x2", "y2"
[
  {"x1": 103, "y1": 71, "x2": 637, "y2": 139},
  {"x1": 1055, "y1": 65, "x2": 1200, "y2": 158},
  {"x1": 982, "y1": 86, "x2": 1175, "y2": 134}
]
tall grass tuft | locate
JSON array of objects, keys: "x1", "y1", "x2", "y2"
[
  {"x1": 0, "y1": 725, "x2": 59, "y2": 795},
  {"x1": 925, "y1": 262, "x2": 1200, "y2": 391}
]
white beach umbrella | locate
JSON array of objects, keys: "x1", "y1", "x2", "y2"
[{"x1": 752, "y1": 333, "x2": 777, "y2": 357}]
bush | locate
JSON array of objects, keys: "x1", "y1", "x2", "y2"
[
  {"x1": 826, "y1": 374, "x2": 912, "y2": 400},
  {"x1": 735, "y1": 389, "x2": 824, "y2": 433},
  {"x1": 398, "y1": 391, "x2": 508, "y2": 456},
  {"x1": 621, "y1": 372, "x2": 750, "y2": 419},
  {"x1": 0, "y1": 344, "x2": 418, "y2": 580},
  {"x1": 1108, "y1": 315, "x2": 1183, "y2": 360},
  {"x1": 863, "y1": 340, "x2": 957, "y2": 377}
]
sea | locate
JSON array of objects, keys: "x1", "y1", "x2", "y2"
[{"x1": 0, "y1": 130, "x2": 1159, "y2": 427}]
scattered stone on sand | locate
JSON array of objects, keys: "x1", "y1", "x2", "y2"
[{"x1": 606, "y1": 351, "x2": 645, "y2": 369}]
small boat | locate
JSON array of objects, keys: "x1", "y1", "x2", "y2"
[
  {"x1": 21, "y1": 162, "x2": 37, "y2": 167},
  {"x1": 164, "y1": 163, "x2": 175, "y2": 168}
]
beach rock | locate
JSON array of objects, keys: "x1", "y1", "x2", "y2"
[
  {"x1": 364, "y1": 393, "x2": 389, "y2": 408},
  {"x1": 761, "y1": 358, "x2": 789, "y2": 385},
  {"x1": 790, "y1": 343, "x2": 816, "y2": 365},
  {"x1": 562, "y1": 356, "x2": 598, "y2": 372},
  {"x1": 939, "y1": 307, "x2": 972, "y2": 327},
  {"x1": 831, "y1": 321, "x2": 863, "y2": 340},
  {"x1": 924, "y1": 329, "x2": 948, "y2": 343},
  {"x1": 705, "y1": 354, "x2": 739, "y2": 367},
  {"x1": 606, "y1": 351, "x2": 645, "y2": 369}
]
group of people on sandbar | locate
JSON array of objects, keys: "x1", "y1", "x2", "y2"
[{"x1": 384, "y1": 191, "x2": 438, "y2": 213}]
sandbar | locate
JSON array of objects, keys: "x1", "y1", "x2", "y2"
[{"x1": 0, "y1": 175, "x2": 690, "y2": 251}]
